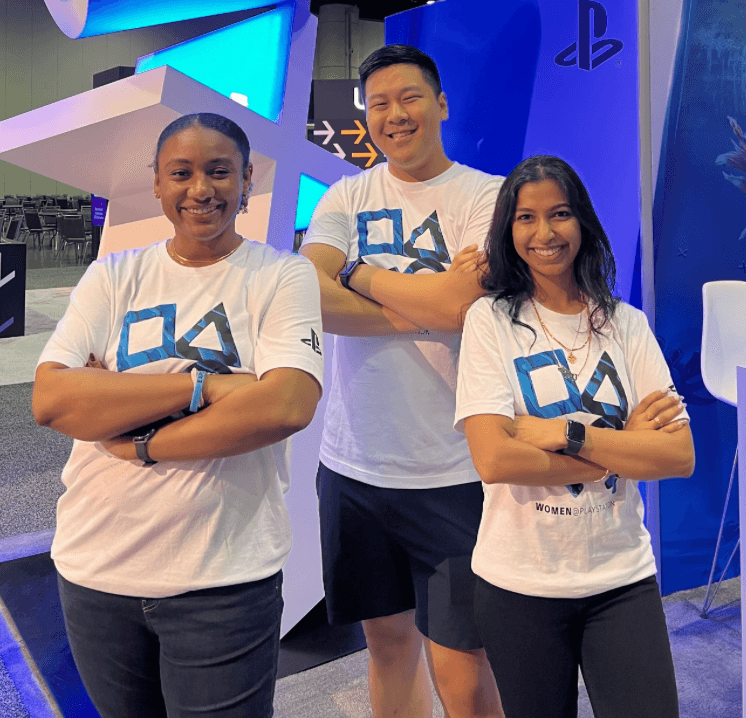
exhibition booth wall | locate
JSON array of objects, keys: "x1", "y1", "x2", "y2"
[{"x1": 0, "y1": 0, "x2": 736, "y2": 622}]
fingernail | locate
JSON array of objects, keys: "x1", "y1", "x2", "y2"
[{"x1": 679, "y1": 419, "x2": 688, "y2": 425}]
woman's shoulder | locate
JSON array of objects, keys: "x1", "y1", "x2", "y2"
[
  {"x1": 606, "y1": 301, "x2": 650, "y2": 332},
  {"x1": 466, "y1": 295, "x2": 513, "y2": 325}
]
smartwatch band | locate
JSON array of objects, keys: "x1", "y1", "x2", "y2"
[
  {"x1": 134, "y1": 427, "x2": 158, "y2": 465},
  {"x1": 339, "y1": 257, "x2": 366, "y2": 290}
]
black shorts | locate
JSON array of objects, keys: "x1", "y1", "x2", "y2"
[{"x1": 316, "y1": 462, "x2": 484, "y2": 651}]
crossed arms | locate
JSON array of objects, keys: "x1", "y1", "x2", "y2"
[{"x1": 33, "y1": 362, "x2": 321, "y2": 461}]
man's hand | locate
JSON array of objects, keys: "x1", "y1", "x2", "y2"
[
  {"x1": 513, "y1": 415, "x2": 567, "y2": 452},
  {"x1": 448, "y1": 244, "x2": 482, "y2": 274},
  {"x1": 625, "y1": 389, "x2": 687, "y2": 433}
]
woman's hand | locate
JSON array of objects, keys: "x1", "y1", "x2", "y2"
[
  {"x1": 625, "y1": 389, "x2": 687, "y2": 433},
  {"x1": 201, "y1": 372, "x2": 258, "y2": 405},
  {"x1": 513, "y1": 415, "x2": 568, "y2": 452},
  {"x1": 448, "y1": 244, "x2": 482, "y2": 274},
  {"x1": 100, "y1": 435, "x2": 136, "y2": 461}
]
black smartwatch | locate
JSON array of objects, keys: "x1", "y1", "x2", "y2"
[
  {"x1": 339, "y1": 257, "x2": 366, "y2": 290},
  {"x1": 564, "y1": 420, "x2": 586, "y2": 455},
  {"x1": 133, "y1": 427, "x2": 159, "y2": 465}
]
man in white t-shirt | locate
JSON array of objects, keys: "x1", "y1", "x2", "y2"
[{"x1": 300, "y1": 45, "x2": 503, "y2": 718}]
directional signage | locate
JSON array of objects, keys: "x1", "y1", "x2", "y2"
[
  {"x1": 311, "y1": 119, "x2": 384, "y2": 169},
  {"x1": 310, "y1": 79, "x2": 385, "y2": 170}
]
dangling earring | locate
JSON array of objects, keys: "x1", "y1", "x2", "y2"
[{"x1": 240, "y1": 182, "x2": 254, "y2": 214}]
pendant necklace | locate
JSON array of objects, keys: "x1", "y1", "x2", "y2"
[{"x1": 531, "y1": 297, "x2": 592, "y2": 381}]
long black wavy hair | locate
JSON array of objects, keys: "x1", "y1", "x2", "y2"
[{"x1": 481, "y1": 155, "x2": 618, "y2": 334}]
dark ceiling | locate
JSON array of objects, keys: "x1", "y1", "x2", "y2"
[{"x1": 310, "y1": 0, "x2": 435, "y2": 22}]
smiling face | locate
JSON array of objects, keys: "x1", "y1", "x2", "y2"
[
  {"x1": 364, "y1": 63, "x2": 450, "y2": 182},
  {"x1": 512, "y1": 179, "x2": 582, "y2": 289},
  {"x1": 154, "y1": 124, "x2": 252, "y2": 249}
]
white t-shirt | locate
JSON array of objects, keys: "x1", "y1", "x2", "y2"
[
  {"x1": 38, "y1": 240, "x2": 324, "y2": 598},
  {"x1": 303, "y1": 162, "x2": 502, "y2": 489},
  {"x1": 455, "y1": 297, "x2": 687, "y2": 598}
]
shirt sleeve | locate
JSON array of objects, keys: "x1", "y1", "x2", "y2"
[
  {"x1": 300, "y1": 178, "x2": 354, "y2": 259},
  {"x1": 37, "y1": 259, "x2": 113, "y2": 369},
  {"x1": 621, "y1": 305, "x2": 689, "y2": 425},
  {"x1": 458, "y1": 175, "x2": 503, "y2": 252},
  {"x1": 253, "y1": 255, "x2": 324, "y2": 392},
  {"x1": 455, "y1": 298, "x2": 516, "y2": 432}
]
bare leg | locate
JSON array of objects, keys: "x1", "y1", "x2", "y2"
[
  {"x1": 424, "y1": 639, "x2": 504, "y2": 718},
  {"x1": 363, "y1": 611, "x2": 433, "y2": 718}
]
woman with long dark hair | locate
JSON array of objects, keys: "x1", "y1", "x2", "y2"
[
  {"x1": 32, "y1": 113, "x2": 323, "y2": 718},
  {"x1": 455, "y1": 155, "x2": 694, "y2": 718}
]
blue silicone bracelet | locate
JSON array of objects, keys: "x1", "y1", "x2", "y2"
[{"x1": 190, "y1": 370, "x2": 206, "y2": 413}]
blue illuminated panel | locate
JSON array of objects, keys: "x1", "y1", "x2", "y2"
[
  {"x1": 44, "y1": 0, "x2": 276, "y2": 39},
  {"x1": 295, "y1": 174, "x2": 330, "y2": 231},
  {"x1": 136, "y1": 6, "x2": 293, "y2": 124}
]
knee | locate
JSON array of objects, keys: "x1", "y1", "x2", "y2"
[
  {"x1": 363, "y1": 615, "x2": 421, "y2": 667},
  {"x1": 430, "y1": 648, "x2": 502, "y2": 716}
]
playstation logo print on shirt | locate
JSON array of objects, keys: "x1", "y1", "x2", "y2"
[{"x1": 554, "y1": 0, "x2": 623, "y2": 71}]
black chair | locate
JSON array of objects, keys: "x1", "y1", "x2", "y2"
[
  {"x1": 81, "y1": 206, "x2": 93, "y2": 235},
  {"x1": 58, "y1": 214, "x2": 90, "y2": 263},
  {"x1": 57, "y1": 198, "x2": 70, "y2": 210},
  {"x1": 23, "y1": 211, "x2": 45, "y2": 247},
  {"x1": 39, "y1": 212, "x2": 58, "y2": 247},
  {"x1": 2, "y1": 216, "x2": 22, "y2": 242}
]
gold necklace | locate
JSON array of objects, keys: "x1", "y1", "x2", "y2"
[
  {"x1": 168, "y1": 237, "x2": 244, "y2": 266},
  {"x1": 530, "y1": 298, "x2": 590, "y2": 363},
  {"x1": 530, "y1": 298, "x2": 592, "y2": 380}
]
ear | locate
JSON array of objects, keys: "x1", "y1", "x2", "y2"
[
  {"x1": 438, "y1": 92, "x2": 449, "y2": 122},
  {"x1": 153, "y1": 172, "x2": 160, "y2": 199},
  {"x1": 243, "y1": 163, "x2": 253, "y2": 194}
]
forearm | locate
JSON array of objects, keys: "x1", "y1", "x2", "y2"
[
  {"x1": 350, "y1": 266, "x2": 483, "y2": 333},
  {"x1": 33, "y1": 364, "x2": 194, "y2": 441},
  {"x1": 114, "y1": 372, "x2": 320, "y2": 461},
  {"x1": 579, "y1": 425, "x2": 695, "y2": 480},
  {"x1": 317, "y1": 269, "x2": 422, "y2": 336},
  {"x1": 470, "y1": 435, "x2": 605, "y2": 487}
]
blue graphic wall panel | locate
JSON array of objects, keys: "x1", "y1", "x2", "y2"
[
  {"x1": 136, "y1": 7, "x2": 293, "y2": 123},
  {"x1": 387, "y1": 0, "x2": 640, "y2": 303},
  {"x1": 653, "y1": 0, "x2": 744, "y2": 593},
  {"x1": 44, "y1": 0, "x2": 275, "y2": 39}
]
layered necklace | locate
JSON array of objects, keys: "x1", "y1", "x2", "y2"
[
  {"x1": 167, "y1": 236, "x2": 244, "y2": 266},
  {"x1": 530, "y1": 297, "x2": 591, "y2": 381}
]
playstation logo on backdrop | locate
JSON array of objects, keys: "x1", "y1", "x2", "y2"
[{"x1": 555, "y1": 0, "x2": 623, "y2": 71}]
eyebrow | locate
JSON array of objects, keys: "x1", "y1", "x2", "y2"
[
  {"x1": 165, "y1": 157, "x2": 236, "y2": 167},
  {"x1": 515, "y1": 203, "x2": 572, "y2": 213},
  {"x1": 366, "y1": 85, "x2": 424, "y2": 102}
]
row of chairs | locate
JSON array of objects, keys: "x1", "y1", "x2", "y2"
[{"x1": 1, "y1": 207, "x2": 92, "y2": 262}]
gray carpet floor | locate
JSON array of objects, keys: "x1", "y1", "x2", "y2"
[{"x1": 272, "y1": 579, "x2": 741, "y2": 718}]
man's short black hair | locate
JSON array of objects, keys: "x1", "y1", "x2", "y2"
[{"x1": 359, "y1": 44, "x2": 442, "y2": 99}]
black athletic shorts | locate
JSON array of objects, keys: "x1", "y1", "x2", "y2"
[{"x1": 316, "y1": 462, "x2": 484, "y2": 651}]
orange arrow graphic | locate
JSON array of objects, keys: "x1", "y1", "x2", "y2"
[
  {"x1": 352, "y1": 142, "x2": 378, "y2": 168},
  {"x1": 341, "y1": 119, "x2": 367, "y2": 144}
]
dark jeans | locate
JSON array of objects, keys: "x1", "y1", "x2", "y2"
[
  {"x1": 474, "y1": 575, "x2": 679, "y2": 718},
  {"x1": 58, "y1": 571, "x2": 283, "y2": 718}
]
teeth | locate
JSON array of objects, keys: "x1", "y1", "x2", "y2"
[
  {"x1": 533, "y1": 246, "x2": 563, "y2": 257},
  {"x1": 390, "y1": 130, "x2": 415, "y2": 139},
  {"x1": 185, "y1": 206, "x2": 220, "y2": 215}
]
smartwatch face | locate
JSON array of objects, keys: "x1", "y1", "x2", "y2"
[{"x1": 567, "y1": 421, "x2": 585, "y2": 444}]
